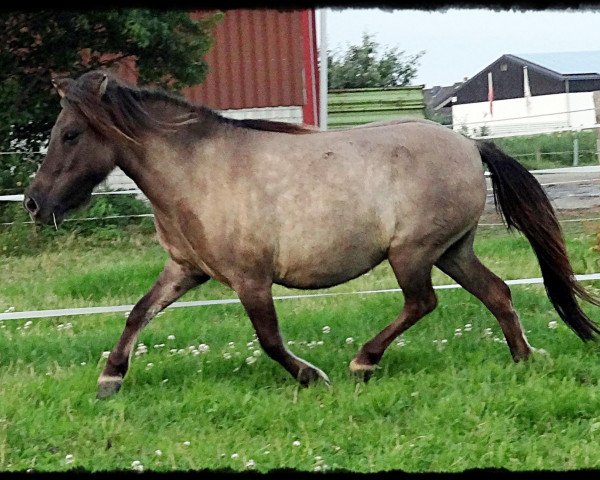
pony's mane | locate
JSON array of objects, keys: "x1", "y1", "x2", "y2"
[{"x1": 62, "y1": 71, "x2": 316, "y2": 145}]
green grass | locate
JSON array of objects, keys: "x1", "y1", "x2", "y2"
[
  {"x1": 494, "y1": 130, "x2": 599, "y2": 170},
  {"x1": 0, "y1": 222, "x2": 599, "y2": 472}
]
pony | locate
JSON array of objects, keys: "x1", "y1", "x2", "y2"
[{"x1": 24, "y1": 70, "x2": 599, "y2": 398}]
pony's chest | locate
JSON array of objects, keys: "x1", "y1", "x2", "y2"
[{"x1": 154, "y1": 211, "x2": 230, "y2": 285}]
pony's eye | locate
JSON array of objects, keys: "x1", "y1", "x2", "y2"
[{"x1": 63, "y1": 130, "x2": 81, "y2": 144}]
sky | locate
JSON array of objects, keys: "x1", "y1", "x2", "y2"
[{"x1": 324, "y1": 8, "x2": 600, "y2": 88}]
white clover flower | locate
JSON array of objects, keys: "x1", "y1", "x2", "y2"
[
  {"x1": 223, "y1": 352, "x2": 232, "y2": 360},
  {"x1": 131, "y1": 460, "x2": 142, "y2": 467},
  {"x1": 245, "y1": 356, "x2": 257, "y2": 365},
  {"x1": 24, "y1": 320, "x2": 32, "y2": 329},
  {"x1": 245, "y1": 459, "x2": 256, "y2": 469},
  {"x1": 345, "y1": 337, "x2": 354, "y2": 345},
  {"x1": 228, "y1": 341, "x2": 235, "y2": 348},
  {"x1": 167, "y1": 334, "x2": 176, "y2": 340},
  {"x1": 183, "y1": 441, "x2": 190, "y2": 447},
  {"x1": 101, "y1": 351, "x2": 110, "y2": 359},
  {"x1": 162, "y1": 378, "x2": 169, "y2": 383},
  {"x1": 455, "y1": 330, "x2": 462, "y2": 337},
  {"x1": 231, "y1": 453, "x2": 239, "y2": 459},
  {"x1": 65, "y1": 454, "x2": 74, "y2": 464},
  {"x1": 146, "y1": 363, "x2": 154, "y2": 369},
  {"x1": 314, "y1": 466, "x2": 322, "y2": 472},
  {"x1": 441, "y1": 339, "x2": 448, "y2": 344},
  {"x1": 123, "y1": 311, "x2": 131, "y2": 318},
  {"x1": 169, "y1": 348, "x2": 177, "y2": 354},
  {"x1": 287, "y1": 340, "x2": 295, "y2": 345},
  {"x1": 188, "y1": 345, "x2": 196, "y2": 351},
  {"x1": 131, "y1": 460, "x2": 143, "y2": 472},
  {"x1": 177, "y1": 349, "x2": 185, "y2": 354},
  {"x1": 198, "y1": 344, "x2": 210, "y2": 353},
  {"x1": 322, "y1": 326, "x2": 331, "y2": 334},
  {"x1": 80, "y1": 362, "x2": 86, "y2": 366},
  {"x1": 154, "y1": 343, "x2": 165, "y2": 349},
  {"x1": 155, "y1": 449, "x2": 162, "y2": 456},
  {"x1": 4, "y1": 307, "x2": 15, "y2": 313},
  {"x1": 483, "y1": 328, "x2": 493, "y2": 337},
  {"x1": 548, "y1": 321, "x2": 558, "y2": 329},
  {"x1": 317, "y1": 340, "x2": 324, "y2": 346},
  {"x1": 292, "y1": 440, "x2": 301, "y2": 447},
  {"x1": 252, "y1": 349, "x2": 261, "y2": 357}
]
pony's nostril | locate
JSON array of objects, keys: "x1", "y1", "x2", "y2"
[{"x1": 24, "y1": 196, "x2": 39, "y2": 214}]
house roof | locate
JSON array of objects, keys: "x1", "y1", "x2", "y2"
[
  {"x1": 423, "y1": 82, "x2": 462, "y2": 110},
  {"x1": 513, "y1": 50, "x2": 600, "y2": 76}
]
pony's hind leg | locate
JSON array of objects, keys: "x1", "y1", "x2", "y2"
[
  {"x1": 435, "y1": 229, "x2": 533, "y2": 361},
  {"x1": 350, "y1": 248, "x2": 438, "y2": 380}
]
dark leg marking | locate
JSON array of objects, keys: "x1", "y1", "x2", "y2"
[
  {"x1": 97, "y1": 260, "x2": 208, "y2": 398},
  {"x1": 435, "y1": 229, "x2": 533, "y2": 362},
  {"x1": 234, "y1": 278, "x2": 330, "y2": 387}
]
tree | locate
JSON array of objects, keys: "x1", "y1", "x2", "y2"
[
  {"x1": 0, "y1": 10, "x2": 222, "y2": 192},
  {"x1": 328, "y1": 32, "x2": 424, "y2": 90}
]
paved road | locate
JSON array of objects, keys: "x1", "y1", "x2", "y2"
[{"x1": 485, "y1": 169, "x2": 600, "y2": 211}]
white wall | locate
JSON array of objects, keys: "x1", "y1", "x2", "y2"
[
  {"x1": 452, "y1": 91, "x2": 597, "y2": 138},
  {"x1": 102, "y1": 106, "x2": 304, "y2": 192}
]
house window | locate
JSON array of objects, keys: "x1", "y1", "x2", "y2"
[{"x1": 500, "y1": 63, "x2": 508, "y2": 71}]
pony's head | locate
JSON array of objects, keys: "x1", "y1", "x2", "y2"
[{"x1": 24, "y1": 71, "x2": 128, "y2": 226}]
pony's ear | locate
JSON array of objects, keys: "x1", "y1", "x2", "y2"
[{"x1": 51, "y1": 77, "x2": 74, "y2": 98}]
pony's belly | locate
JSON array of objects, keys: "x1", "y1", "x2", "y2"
[{"x1": 273, "y1": 241, "x2": 387, "y2": 289}]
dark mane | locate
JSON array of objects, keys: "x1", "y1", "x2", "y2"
[{"x1": 63, "y1": 70, "x2": 317, "y2": 145}]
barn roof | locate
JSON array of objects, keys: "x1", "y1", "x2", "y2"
[{"x1": 512, "y1": 51, "x2": 600, "y2": 76}]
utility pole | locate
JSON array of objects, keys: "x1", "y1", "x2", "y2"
[{"x1": 319, "y1": 8, "x2": 328, "y2": 131}]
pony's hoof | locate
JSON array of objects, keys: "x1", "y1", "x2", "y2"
[
  {"x1": 96, "y1": 376, "x2": 123, "y2": 399},
  {"x1": 297, "y1": 365, "x2": 331, "y2": 388},
  {"x1": 349, "y1": 358, "x2": 377, "y2": 382}
]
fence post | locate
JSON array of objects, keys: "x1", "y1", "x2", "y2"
[
  {"x1": 594, "y1": 91, "x2": 600, "y2": 164},
  {"x1": 573, "y1": 135, "x2": 579, "y2": 167}
]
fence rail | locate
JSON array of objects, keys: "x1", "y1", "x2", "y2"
[{"x1": 2, "y1": 273, "x2": 599, "y2": 322}]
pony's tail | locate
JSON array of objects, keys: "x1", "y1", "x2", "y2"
[{"x1": 477, "y1": 140, "x2": 600, "y2": 341}]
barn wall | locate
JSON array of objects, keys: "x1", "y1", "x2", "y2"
[
  {"x1": 452, "y1": 91, "x2": 597, "y2": 137},
  {"x1": 183, "y1": 9, "x2": 305, "y2": 111}
]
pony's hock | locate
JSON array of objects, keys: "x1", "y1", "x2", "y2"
[{"x1": 24, "y1": 70, "x2": 599, "y2": 397}]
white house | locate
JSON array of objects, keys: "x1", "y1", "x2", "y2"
[{"x1": 451, "y1": 51, "x2": 600, "y2": 137}]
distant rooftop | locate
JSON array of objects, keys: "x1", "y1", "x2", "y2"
[{"x1": 514, "y1": 51, "x2": 600, "y2": 75}]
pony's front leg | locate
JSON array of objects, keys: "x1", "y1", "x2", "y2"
[
  {"x1": 97, "y1": 260, "x2": 208, "y2": 399},
  {"x1": 235, "y1": 278, "x2": 330, "y2": 387}
]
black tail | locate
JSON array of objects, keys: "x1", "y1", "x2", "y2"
[{"x1": 477, "y1": 140, "x2": 600, "y2": 341}]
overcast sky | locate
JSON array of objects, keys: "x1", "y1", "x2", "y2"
[{"x1": 324, "y1": 8, "x2": 600, "y2": 88}]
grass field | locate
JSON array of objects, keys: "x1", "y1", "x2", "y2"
[{"x1": 1, "y1": 219, "x2": 600, "y2": 473}]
